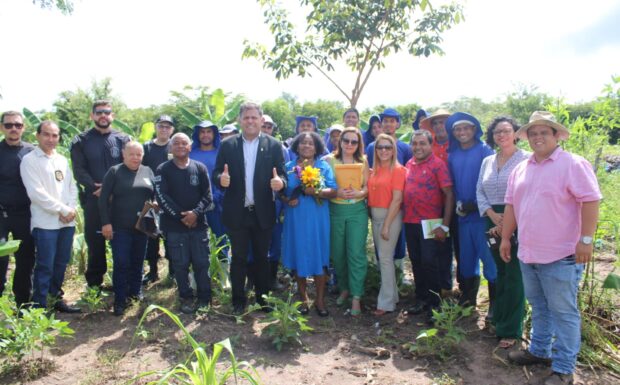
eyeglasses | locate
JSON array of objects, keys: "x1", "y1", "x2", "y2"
[
  {"x1": 94, "y1": 109, "x2": 112, "y2": 116},
  {"x1": 493, "y1": 129, "x2": 513, "y2": 136},
  {"x1": 156, "y1": 124, "x2": 173, "y2": 130},
  {"x1": 376, "y1": 145, "x2": 393, "y2": 151},
  {"x1": 341, "y1": 138, "x2": 359, "y2": 145},
  {"x1": 2, "y1": 123, "x2": 24, "y2": 130}
]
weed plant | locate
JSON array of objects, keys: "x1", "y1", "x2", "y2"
[
  {"x1": 0, "y1": 297, "x2": 74, "y2": 365},
  {"x1": 260, "y1": 292, "x2": 313, "y2": 351},
  {"x1": 77, "y1": 286, "x2": 109, "y2": 313},
  {"x1": 404, "y1": 300, "x2": 472, "y2": 361},
  {"x1": 131, "y1": 304, "x2": 260, "y2": 384}
]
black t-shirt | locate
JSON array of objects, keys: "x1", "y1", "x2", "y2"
[
  {"x1": 142, "y1": 140, "x2": 170, "y2": 174},
  {"x1": 0, "y1": 140, "x2": 34, "y2": 212},
  {"x1": 98, "y1": 164, "x2": 155, "y2": 230},
  {"x1": 69, "y1": 128, "x2": 130, "y2": 194},
  {"x1": 154, "y1": 159, "x2": 213, "y2": 233}
]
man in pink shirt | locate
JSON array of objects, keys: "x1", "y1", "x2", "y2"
[{"x1": 500, "y1": 111, "x2": 601, "y2": 385}]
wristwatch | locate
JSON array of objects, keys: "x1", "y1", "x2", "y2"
[
  {"x1": 433, "y1": 223, "x2": 450, "y2": 233},
  {"x1": 580, "y1": 236, "x2": 593, "y2": 245}
]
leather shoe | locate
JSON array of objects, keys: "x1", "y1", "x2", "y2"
[
  {"x1": 113, "y1": 304, "x2": 126, "y2": 317},
  {"x1": 544, "y1": 372, "x2": 574, "y2": 385},
  {"x1": 54, "y1": 301, "x2": 82, "y2": 314},
  {"x1": 508, "y1": 349, "x2": 552, "y2": 366},
  {"x1": 405, "y1": 301, "x2": 428, "y2": 315}
]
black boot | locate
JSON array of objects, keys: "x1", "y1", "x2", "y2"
[
  {"x1": 270, "y1": 261, "x2": 284, "y2": 291},
  {"x1": 485, "y1": 282, "x2": 496, "y2": 323}
]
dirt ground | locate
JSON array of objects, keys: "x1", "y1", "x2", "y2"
[{"x1": 1, "y1": 253, "x2": 619, "y2": 385}]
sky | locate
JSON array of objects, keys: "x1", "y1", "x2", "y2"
[{"x1": 0, "y1": 0, "x2": 619, "y2": 113}]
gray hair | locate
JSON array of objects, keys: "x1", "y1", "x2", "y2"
[
  {"x1": 170, "y1": 132, "x2": 191, "y2": 144},
  {"x1": 123, "y1": 140, "x2": 144, "y2": 152},
  {"x1": 238, "y1": 102, "x2": 263, "y2": 118},
  {"x1": 411, "y1": 129, "x2": 433, "y2": 145}
]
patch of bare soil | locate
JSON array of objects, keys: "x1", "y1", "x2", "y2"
[{"x1": 2, "y1": 254, "x2": 618, "y2": 385}]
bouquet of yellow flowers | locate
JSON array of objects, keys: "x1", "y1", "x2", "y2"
[{"x1": 290, "y1": 161, "x2": 325, "y2": 204}]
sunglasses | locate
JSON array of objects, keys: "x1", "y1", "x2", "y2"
[
  {"x1": 341, "y1": 138, "x2": 359, "y2": 145},
  {"x1": 376, "y1": 145, "x2": 393, "y2": 151},
  {"x1": 2, "y1": 123, "x2": 24, "y2": 130},
  {"x1": 94, "y1": 109, "x2": 112, "y2": 116}
]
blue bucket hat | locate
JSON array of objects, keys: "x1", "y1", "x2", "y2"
[
  {"x1": 445, "y1": 112, "x2": 481, "y2": 132},
  {"x1": 379, "y1": 108, "x2": 400, "y2": 123},
  {"x1": 295, "y1": 116, "x2": 318, "y2": 133}
]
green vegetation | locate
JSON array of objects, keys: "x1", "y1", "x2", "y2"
[
  {"x1": 131, "y1": 305, "x2": 260, "y2": 385},
  {"x1": 259, "y1": 292, "x2": 313, "y2": 351},
  {"x1": 0, "y1": 297, "x2": 74, "y2": 365},
  {"x1": 404, "y1": 300, "x2": 472, "y2": 361}
]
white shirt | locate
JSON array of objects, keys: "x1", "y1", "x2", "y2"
[
  {"x1": 242, "y1": 133, "x2": 260, "y2": 206},
  {"x1": 20, "y1": 147, "x2": 78, "y2": 230}
]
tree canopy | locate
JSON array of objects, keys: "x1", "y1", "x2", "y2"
[{"x1": 243, "y1": 0, "x2": 463, "y2": 108}]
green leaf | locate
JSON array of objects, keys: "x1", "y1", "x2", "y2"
[
  {"x1": 22, "y1": 107, "x2": 42, "y2": 128},
  {"x1": 178, "y1": 106, "x2": 202, "y2": 127},
  {"x1": 111, "y1": 119, "x2": 135, "y2": 138},
  {"x1": 602, "y1": 272, "x2": 620, "y2": 289},
  {"x1": 138, "y1": 122, "x2": 155, "y2": 144}
]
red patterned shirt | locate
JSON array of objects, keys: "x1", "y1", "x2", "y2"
[{"x1": 403, "y1": 154, "x2": 452, "y2": 224}]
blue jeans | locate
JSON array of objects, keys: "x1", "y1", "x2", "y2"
[
  {"x1": 32, "y1": 227, "x2": 75, "y2": 307},
  {"x1": 458, "y1": 220, "x2": 497, "y2": 282},
  {"x1": 520, "y1": 256, "x2": 584, "y2": 374},
  {"x1": 166, "y1": 229, "x2": 211, "y2": 303},
  {"x1": 110, "y1": 229, "x2": 147, "y2": 306}
]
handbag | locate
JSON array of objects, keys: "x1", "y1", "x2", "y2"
[{"x1": 135, "y1": 201, "x2": 161, "y2": 239}]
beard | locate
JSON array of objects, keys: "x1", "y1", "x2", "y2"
[{"x1": 95, "y1": 120, "x2": 111, "y2": 129}]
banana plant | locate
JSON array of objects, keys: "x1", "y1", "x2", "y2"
[{"x1": 177, "y1": 88, "x2": 243, "y2": 129}]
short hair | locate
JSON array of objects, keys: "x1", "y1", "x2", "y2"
[
  {"x1": 238, "y1": 102, "x2": 263, "y2": 118},
  {"x1": 373, "y1": 134, "x2": 400, "y2": 170},
  {"x1": 411, "y1": 129, "x2": 433, "y2": 145},
  {"x1": 92, "y1": 99, "x2": 112, "y2": 113},
  {"x1": 342, "y1": 108, "x2": 359, "y2": 119},
  {"x1": 290, "y1": 131, "x2": 326, "y2": 159},
  {"x1": 36, "y1": 120, "x2": 59, "y2": 134},
  {"x1": 334, "y1": 127, "x2": 365, "y2": 163},
  {"x1": 170, "y1": 132, "x2": 192, "y2": 144},
  {"x1": 122, "y1": 140, "x2": 144, "y2": 152},
  {"x1": 1, "y1": 111, "x2": 23, "y2": 123},
  {"x1": 486, "y1": 116, "x2": 520, "y2": 148}
]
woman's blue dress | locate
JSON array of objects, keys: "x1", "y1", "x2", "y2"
[{"x1": 281, "y1": 158, "x2": 337, "y2": 277}]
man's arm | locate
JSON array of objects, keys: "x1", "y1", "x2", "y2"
[
  {"x1": 499, "y1": 204, "x2": 517, "y2": 263},
  {"x1": 97, "y1": 168, "x2": 116, "y2": 226},
  {"x1": 69, "y1": 135, "x2": 96, "y2": 191},
  {"x1": 213, "y1": 141, "x2": 229, "y2": 190},
  {"x1": 193, "y1": 165, "x2": 214, "y2": 215},
  {"x1": 576, "y1": 200, "x2": 600, "y2": 264},
  {"x1": 153, "y1": 166, "x2": 184, "y2": 221}
]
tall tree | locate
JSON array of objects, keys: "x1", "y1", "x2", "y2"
[
  {"x1": 243, "y1": 0, "x2": 463, "y2": 108},
  {"x1": 32, "y1": 0, "x2": 74, "y2": 15}
]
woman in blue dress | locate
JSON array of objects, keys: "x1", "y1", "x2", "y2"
[{"x1": 282, "y1": 131, "x2": 337, "y2": 317}]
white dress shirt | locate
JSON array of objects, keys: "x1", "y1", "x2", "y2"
[
  {"x1": 242, "y1": 133, "x2": 260, "y2": 206},
  {"x1": 20, "y1": 147, "x2": 78, "y2": 230}
]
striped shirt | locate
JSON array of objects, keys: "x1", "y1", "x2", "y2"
[{"x1": 476, "y1": 149, "x2": 529, "y2": 216}]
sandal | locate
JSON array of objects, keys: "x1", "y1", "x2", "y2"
[
  {"x1": 498, "y1": 338, "x2": 517, "y2": 349},
  {"x1": 336, "y1": 293, "x2": 349, "y2": 307},
  {"x1": 299, "y1": 303, "x2": 309, "y2": 315},
  {"x1": 373, "y1": 309, "x2": 391, "y2": 316},
  {"x1": 315, "y1": 307, "x2": 329, "y2": 317},
  {"x1": 350, "y1": 297, "x2": 362, "y2": 317}
]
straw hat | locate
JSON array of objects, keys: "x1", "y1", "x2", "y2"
[
  {"x1": 420, "y1": 109, "x2": 451, "y2": 131},
  {"x1": 516, "y1": 111, "x2": 569, "y2": 140}
]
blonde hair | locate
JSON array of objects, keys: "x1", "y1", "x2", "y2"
[{"x1": 372, "y1": 134, "x2": 399, "y2": 170}]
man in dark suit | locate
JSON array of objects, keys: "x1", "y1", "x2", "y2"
[{"x1": 213, "y1": 102, "x2": 286, "y2": 314}]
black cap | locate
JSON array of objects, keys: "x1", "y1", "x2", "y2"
[{"x1": 156, "y1": 115, "x2": 174, "y2": 125}]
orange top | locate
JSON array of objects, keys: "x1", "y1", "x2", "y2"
[{"x1": 367, "y1": 164, "x2": 406, "y2": 208}]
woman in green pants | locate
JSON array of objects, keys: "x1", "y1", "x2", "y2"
[
  {"x1": 476, "y1": 116, "x2": 529, "y2": 348},
  {"x1": 323, "y1": 127, "x2": 369, "y2": 316}
]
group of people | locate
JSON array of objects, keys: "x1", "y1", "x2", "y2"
[{"x1": 0, "y1": 99, "x2": 601, "y2": 385}]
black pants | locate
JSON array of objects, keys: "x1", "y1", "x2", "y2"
[
  {"x1": 228, "y1": 208, "x2": 272, "y2": 308},
  {"x1": 83, "y1": 195, "x2": 107, "y2": 287},
  {"x1": 405, "y1": 223, "x2": 450, "y2": 307},
  {"x1": 0, "y1": 210, "x2": 35, "y2": 306}
]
